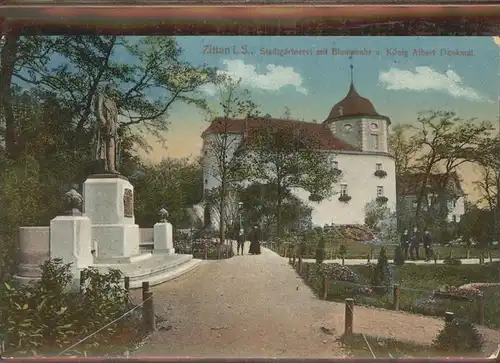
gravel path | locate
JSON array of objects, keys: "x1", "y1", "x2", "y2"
[{"x1": 134, "y1": 244, "x2": 500, "y2": 357}]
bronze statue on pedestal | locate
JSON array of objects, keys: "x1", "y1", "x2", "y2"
[{"x1": 93, "y1": 82, "x2": 120, "y2": 174}]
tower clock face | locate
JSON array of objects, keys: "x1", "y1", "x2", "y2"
[
  {"x1": 370, "y1": 122, "x2": 378, "y2": 130},
  {"x1": 344, "y1": 124, "x2": 353, "y2": 132}
]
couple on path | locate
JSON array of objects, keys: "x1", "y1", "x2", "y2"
[
  {"x1": 400, "y1": 227, "x2": 434, "y2": 261},
  {"x1": 237, "y1": 226, "x2": 261, "y2": 255}
]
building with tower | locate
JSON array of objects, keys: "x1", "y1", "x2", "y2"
[{"x1": 201, "y1": 69, "x2": 396, "y2": 228}]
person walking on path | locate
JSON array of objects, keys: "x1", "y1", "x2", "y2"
[
  {"x1": 409, "y1": 227, "x2": 421, "y2": 260},
  {"x1": 237, "y1": 228, "x2": 245, "y2": 255},
  {"x1": 400, "y1": 229, "x2": 410, "y2": 259},
  {"x1": 248, "y1": 225, "x2": 261, "y2": 255},
  {"x1": 423, "y1": 230, "x2": 433, "y2": 262}
]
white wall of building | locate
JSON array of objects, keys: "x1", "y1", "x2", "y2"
[{"x1": 291, "y1": 152, "x2": 396, "y2": 226}]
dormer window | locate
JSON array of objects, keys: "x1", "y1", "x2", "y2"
[
  {"x1": 376, "y1": 163, "x2": 382, "y2": 171},
  {"x1": 343, "y1": 124, "x2": 352, "y2": 132}
]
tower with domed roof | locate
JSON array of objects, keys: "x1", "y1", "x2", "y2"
[{"x1": 324, "y1": 64, "x2": 391, "y2": 154}]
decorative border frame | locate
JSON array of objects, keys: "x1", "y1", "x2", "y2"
[
  {"x1": 0, "y1": 2, "x2": 499, "y2": 362},
  {"x1": 0, "y1": 4, "x2": 499, "y2": 35}
]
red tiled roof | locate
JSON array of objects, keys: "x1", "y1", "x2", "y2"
[
  {"x1": 202, "y1": 117, "x2": 360, "y2": 151},
  {"x1": 325, "y1": 83, "x2": 390, "y2": 124},
  {"x1": 398, "y1": 172, "x2": 464, "y2": 196}
]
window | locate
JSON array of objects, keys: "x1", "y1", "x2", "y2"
[
  {"x1": 377, "y1": 186, "x2": 384, "y2": 197},
  {"x1": 376, "y1": 163, "x2": 382, "y2": 171},
  {"x1": 332, "y1": 160, "x2": 339, "y2": 169},
  {"x1": 340, "y1": 184, "x2": 348, "y2": 196},
  {"x1": 371, "y1": 134, "x2": 379, "y2": 149}
]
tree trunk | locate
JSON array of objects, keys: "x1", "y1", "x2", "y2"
[
  {"x1": 495, "y1": 175, "x2": 500, "y2": 245},
  {"x1": 276, "y1": 178, "x2": 283, "y2": 238},
  {"x1": 0, "y1": 30, "x2": 21, "y2": 159},
  {"x1": 218, "y1": 181, "x2": 226, "y2": 259}
]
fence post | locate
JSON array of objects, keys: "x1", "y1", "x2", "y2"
[
  {"x1": 124, "y1": 276, "x2": 130, "y2": 292},
  {"x1": 444, "y1": 311, "x2": 454, "y2": 324},
  {"x1": 367, "y1": 253, "x2": 370, "y2": 263},
  {"x1": 79, "y1": 270, "x2": 85, "y2": 293},
  {"x1": 477, "y1": 294, "x2": 485, "y2": 325},
  {"x1": 489, "y1": 252, "x2": 493, "y2": 263},
  {"x1": 393, "y1": 284, "x2": 400, "y2": 311},
  {"x1": 143, "y1": 290, "x2": 156, "y2": 333},
  {"x1": 344, "y1": 298, "x2": 354, "y2": 336},
  {"x1": 142, "y1": 281, "x2": 150, "y2": 302},
  {"x1": 305, "y1": 263, "x2": 309, "y2": 281},
  {"x1": 322, "y1": 275, "x2": 328, "y2": 300},
  {"x1": 204, "y1": 246, "x2": 208, "y2": 260},
  {"x1": 292, "y1": 255, "x2": 296, "y2": 266},
  {"x1": 298, "y1": 256, "x2": 302, "y2": 275}
]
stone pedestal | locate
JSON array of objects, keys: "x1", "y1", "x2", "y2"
[
  {"x1": 83, "y1": 174, "x2": 136, "y2": 225},
  {"x1": 83, "y1": 174, "x2": 140, "y2": 259},
  {"x1": 153, "y1": 222, "x2": 175, "y2": 255},
  {"x1": 92, "y1": 224, "x2": 140, "y2": 258},
  {"x1": 50, "y1": 216, "x2": 93, "y2": 276}
]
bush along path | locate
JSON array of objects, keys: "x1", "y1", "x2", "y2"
[
  {"x1": 133, "y1": 245, "x2": 499, "y2": 357},
  {"x1": 0, "y1": 259, "x2": 145, "y2": 357}
]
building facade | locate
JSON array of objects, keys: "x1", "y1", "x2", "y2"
[{"x1": 201, "y1": 79, "x2": 397, "y2": 228}]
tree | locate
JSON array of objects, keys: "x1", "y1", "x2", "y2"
[
  {"x1": 132, "y1": 157, "x2": 203, "y2": 228},
  {"x1": 238, "y1": 182, "x2": 312, "y2": 239},
  {"x1": 473, "y1": 136, "x2": 500, "y2": 242},
  {"x1": 203, "y1": 75, "x2": 261, "y2": 251},
  {"x1": 394, "y1": 111, "x2": 492, "y2": 229},
  {"x1": 371, "y1": 247, "x2": 391, "y2": 295},
  {"x1": 242, "y1": 121, "x2": 341, "y2": 237},
  {"x1": 3, "y1": 36, "x2": 215, "y2": 158}
]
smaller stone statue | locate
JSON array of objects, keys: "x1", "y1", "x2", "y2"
[
  {"x1": 63, "y1": 189, "x2": 83, "y2": 216},
  {"x1": 159, "y1": 208, "x2": 169, "y2": 223}
]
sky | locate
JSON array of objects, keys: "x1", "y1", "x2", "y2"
[{"x1": 132, "y1": 36, "x2": 499, "y2": 163}]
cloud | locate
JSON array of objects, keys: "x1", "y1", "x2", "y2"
[
  {"x1": 379, "y1": 66, "x2": 490, "y2": 103},
  {"x1": 202, "y1": 59, "x2": 308, "y2": 95}
]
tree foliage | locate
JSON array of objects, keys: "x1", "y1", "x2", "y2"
[
  {"x1": 132, "y1": 157, "x2": 203, "y2": 228},
  {"x1": 238, "y1": 182, "x2": 312, "y2": 239},
  {"x1": 389, "y1": 111, "x2": 492, "y2": 233},
  {"x1": 242, "y1": 121, "x2": 341, "y2": 236}
]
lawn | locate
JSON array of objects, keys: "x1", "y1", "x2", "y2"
[{"x1": 299, "y1": 261, "x2": 500, "y2": 329}]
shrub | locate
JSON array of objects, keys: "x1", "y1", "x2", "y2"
[
  {"x1": 433, "y1": 318, "x2": 484, "y2": 352},
  {"x1": 315, "y1": 263, "x2": 372, "y2": 296},
  {"x1": 0, "y1": 258, "x2": 139, "y2": 355},
  {"x1": 370, "y1": 247, "x2": 391, "y2": 295},
  {"x1": 443, "y1": 256, "x2": 462, "y2": 265},
  {"x1": 394, "y1": 246, "x2": 405, "y2": 265},
  {"x1": 315, "y1": 237, "x2": 325, "y2": 264}
]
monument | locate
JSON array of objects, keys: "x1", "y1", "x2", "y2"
[
  {"x1": 14, "y1": 82, "x2": 201, "y2": 289},
  {"x1": 83, "y1": 82, "x2": 140, "y2": 262}
]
